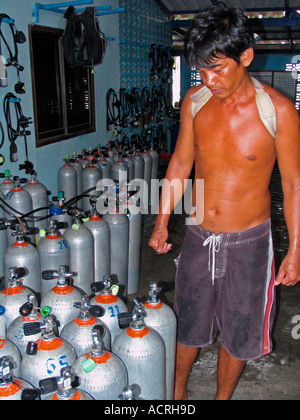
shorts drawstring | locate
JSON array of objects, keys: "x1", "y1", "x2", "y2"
[{"x1": 203, "y1": 234, "x2": 222, "y2": 285}]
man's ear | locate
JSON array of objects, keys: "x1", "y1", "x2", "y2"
[{"x1": 240, "y1": 48, "x2": 254, "y2": 68}]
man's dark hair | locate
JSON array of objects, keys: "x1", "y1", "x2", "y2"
[{"x1": 184, "y1": 3, "x2": 255, "y2": 69}]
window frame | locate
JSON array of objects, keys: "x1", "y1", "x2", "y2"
[{"x1": 28, "y1": 24, "x2": 96, "y2": 148}]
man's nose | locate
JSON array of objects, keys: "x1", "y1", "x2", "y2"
[{"x1": 201, "y1": 70, "x2": 216, "y2": 87}]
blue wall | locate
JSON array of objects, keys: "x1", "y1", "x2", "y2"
[
  {"x1": 0, "y1": 0, "x2": 121, "y2": 198},
  {"x1": 250, "y1": 53, "x2": 296, "y2": 71}
]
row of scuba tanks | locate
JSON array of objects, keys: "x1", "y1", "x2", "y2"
[
  {"x1": 0, "y1": 272, "x2": 177, "y2": 401},
  {"x1": 0, "y1": 141, "x2": 160, "y2": 299},
  {"x1": 0, "y1": 142, "x2": 177, "y2": 400}
]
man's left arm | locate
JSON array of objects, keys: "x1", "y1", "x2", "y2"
[{"x1": 275, "y1": 97, "x2": 300, "y2": 287}]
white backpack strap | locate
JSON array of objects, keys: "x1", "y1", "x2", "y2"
[
  {"x1": 190, "y1": 86, "x2": 213, "y2": 119},
  {"x1": 251, "y1": 77, "x2": 277, "y2": 139}
]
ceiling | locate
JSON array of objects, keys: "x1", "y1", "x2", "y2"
[{"x1": 154, "y1": 0, "x2": 300, "y2": 53}]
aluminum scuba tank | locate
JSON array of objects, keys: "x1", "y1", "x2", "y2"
[
  {"x1": 37, "y1": 220, "x2": 70, "y2": 298},
  {"x1": 7, "y1": 294, "x2": 43, "y2": 356},
  {"x1": 112, "y1": 298, "x2": 166, "y2": 401},
  {"x1": 96, "y1": 153, "x2": 112, "y2": 180},
  {"x1": 127, "y1": 191, "x2": 142, "y2": 295},
  {"x1": 123, "y1": 154, "x2": 134, "y2": 182},
  {"x1": 142, "y1": 148, "x2": 153, "y2": 203},
  {"x1": 23, "y1": 171, "x2": 49, "y2": 238},
  {"x1": 0, "y1": 314, "x2": 5, "y2": 338},
  {"x1": 82, "y1": 158, "x2": 102, "y2": 212},
  {"x1": 0, "y1": 339, "x2": 22, "y2": 379},
  {"x1": 40, "y1": 266, "x2": 84, "y2": 332},
  {"x1": 103, "y1": 202, "x2": 129, "y2": 297},
  {"x1": 78, "y1": 150, "x2": 89, "y2": 168},
  {"x1": 132, "y1": 151, "x2": 145, "y2": 180},
  {"x1": 58, "y1": 155, "x2": 77, "y2": 205},
  {"x1": 84, "y1": 196, "x2": 110, "y2": 283},
  {"x1": 40, "y1": 366, "x2": 94, "y2": 401},
  {"x1": 148, "y1": 146, "x2": 159, "y2": 182},
  {"x1": 0, "y1": 267, "x2": 37, "y2": 329},
  {"x1": 0, "y1": 356, "x2": 38, "y2": 401},
  {"x1": 0, "y1": 191, "x2": 7, "y2": 279},
  {"x1": 4, "y1": 226, "x2": 41, "y2": 295},
  {"x1": 90, "y1": 275, "x2": 128, "y2": 344},
  {"x1": 143, "y1": 282, "x2": 177, "y2": 400},
  {"x1": 60, "y1": 295, "x2": 111, "y2": 355},
  {"x1": 21, "y1": 315, "x2": 77, "y2": 389},
  {"x1": 70, "y1": 153, "x2": 83, "y2": 210},
  {"x1": 111, "y1": 157, "x2": 129, "y2": 184},
  {"x1": 64, "y1": 209, "x2": 95, "y2": 294},
  {"x1": 4, "y1": 177, "x2": 34, "y2": 247},
  {"x1": 48, "y1": 192, "x2": 72, "y2": 235},
  {"x1": 73, "y1": 325, "x2": 128, "y2": 400}
]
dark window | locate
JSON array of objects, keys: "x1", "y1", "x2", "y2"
[{"x1": 29, "y1": 25, "x2": 95, "y2": 147}]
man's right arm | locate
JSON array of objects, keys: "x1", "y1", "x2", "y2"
[{"x1": 148, "y1": 87, "x2": 197, "y2": 254}]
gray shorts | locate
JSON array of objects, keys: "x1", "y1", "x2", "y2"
[{"x1": 174, "y1": 219, "x2": 276, "y2": 361}]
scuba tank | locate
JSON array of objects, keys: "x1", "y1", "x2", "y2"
[
  {"x1": 79, "y1": 150, "x2": 89, "y2": 168},
  {"x1": 73, "y1": 325, "x2": 128, "y2": 400},
  {"x1": 0, "y1": 314, "x2": 5, "y2": 338},
  {"x1": 0, "y1": 170, "x2": 13, "y2": 196},
  {"x1": 37, "y1": 220, "x2": 70, "y2": 298},
  {"x1": 0, "y1": 356, "x2": 38, "y2": 401},
  {"x1": 58, "y1": 155, "x2": 77, "y2": 205},
  {"x1": 90, "y1": 275, "x2": 128, "y2": 344},
  {"x1": 141, "y1": 148, "x2": 153, "y2": 203},
  {"x1": 4, "y1": 226, "x2": 41, "y2": 295},
  {"x1": 23, "y1": 170, "x2": 49, "y2": 237},
  {"x1": 60, "y1": 295, "x2": 111, "y2": 355},
  {"x1": 82, "y1": 157, "x2": 102, "y2": 212},
  {"x1": 143, "y1": 282, "x2": 177, "y2": 400},
  {"x1": 112, "y1": 298, "x2": 166, "y2": 401},
  {"x1": 48, "y1": 192, "x2": 72, "y2": 235},
  {"x1": 70, "y1": 153, "x2": 83, "y2": 210},
  {"x1": 123, "y1": 154, "x2": 134, "y2": 182},
  {"x1": 111, "y1": 156, "x2": 129, "y2": 184},
  {"x1": 96, "y1": 153, "x2": 112, "y2": 180},
  {"x1": 0, "y1": 339, "x2": 22, "y2": 379},
  {"x1": 103, "y1": 200, "x2": 129, "y2": 297},
  {"x1": 64, "y1": 209, "x2": 95, "y2": 295},
  {"x1": 7, "y1": 294, "x2": 43, "y2": 356},
  {"x1": 40, "y1": 366, "x2": 94, "y2": 401},
  {"x1": 84, "y1": 196, "x2": 110, "y2": 283},
  {"x1": 131, "y1": 150, "x2": 145, "y2": 180},
  {"x1": 21, "y1": 315, "x2": 77, "y2": 389},
  {"x1": 148, "y1": 145, "x2": 159, "y2": 181},
  {"x1": 0, "y1": 267, "x2": 37, "y2": 329},
  {"x1": 127, "y1": 190, "x2": 142, "y2": 295},
  {"x1": 4, "y1": 177, "x2": 33, "y2": 247},
  {"x1": 40, "y1": 266, "x2": 84, "y2": 332},
  {"x1": 148, "y1": 145, "x2": 159, "y2": 207},
  {"x1": 0, "y1": 191, "x2": 7, "y2": 279}
]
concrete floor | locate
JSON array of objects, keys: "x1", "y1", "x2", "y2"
[{"x1": 134, "y1": 213, "x2": 300, "y2": 401}]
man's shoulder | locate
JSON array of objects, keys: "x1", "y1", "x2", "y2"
[
  {"x1": 186, "y1": 84, "x2": 206, "y2": 98},
  {"x1": 260, "y1": 81, "x2": 296, "y2": 112}
]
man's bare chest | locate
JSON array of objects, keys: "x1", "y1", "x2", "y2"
[{"x1": 193, "y1": 106, "x2": 276, "y2": 166}]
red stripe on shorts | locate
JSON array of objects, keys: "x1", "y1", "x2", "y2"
[{"x1": 263, "y1": 257, "x2": 276, "y2": 356}]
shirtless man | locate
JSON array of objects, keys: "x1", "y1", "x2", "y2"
[{"x1": 149, "y1": 4, "x2": 300, "y2": 400}]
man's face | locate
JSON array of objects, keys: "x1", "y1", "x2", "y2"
[{"x1": 197, "y1": 53, "x2": 249, "y2": 99}]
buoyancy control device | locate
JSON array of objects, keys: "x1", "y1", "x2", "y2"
[{"x1": 62, "y1": 6, "x2": 106, "y2": 71}]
